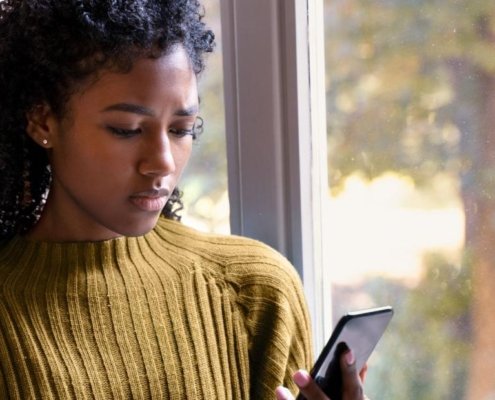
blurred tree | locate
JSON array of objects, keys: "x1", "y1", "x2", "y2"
[
  {"x1": 324, "y1": 0, "x2": 495, "y2": 397},
  {"x1": 365, "y1": 254, "x2": 471, "y2": 399}
]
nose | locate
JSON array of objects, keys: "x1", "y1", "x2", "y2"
[{"x1": 137, "y1": 131, "x2": 176, "y2": 177}]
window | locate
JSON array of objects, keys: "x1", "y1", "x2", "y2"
[
  {"x1": 324, "y1": 0, "x2": 494, "y2": 398},
  {"x1": 181, "y1": 0, "x2": 229, "y2": 234},
  {"x1": 219, "y1": 0, "x2": 330, "y2": 351}
]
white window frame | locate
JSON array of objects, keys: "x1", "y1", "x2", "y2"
[{"x1": 220, "y1": 0, "x2": 330, "y2": 350}]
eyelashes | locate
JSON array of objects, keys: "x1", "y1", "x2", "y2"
[
  {"x1": 107, "y1": 127, "x2": 142, "y2": 138},
  {"x1": 167, "y1": 127, "x2": 195, "y2": 138},
  {"x1": 106, "y1": 117, "x2": 204, "y2": 140}
]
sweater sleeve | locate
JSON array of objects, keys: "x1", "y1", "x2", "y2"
[{"x1": 232, "y1": 242, "x2": 313, "y2": 399}]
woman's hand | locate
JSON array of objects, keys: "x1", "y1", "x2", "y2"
[{"x1": 275, "y1": 349, "x2": 367, "y2": 400}]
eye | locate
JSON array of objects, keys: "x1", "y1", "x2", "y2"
[
  {"x1": 106, "y1": 126, "x2": 142, "y2": 138},
  {"x1": 168, "y1": 116, "x2": 204, "y2": 140},
  {"x1": 168, "y1": 127, "x2": 195, "y2": 138}
]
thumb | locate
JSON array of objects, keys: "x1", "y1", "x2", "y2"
[{"x1": 340, "y1": 350, "x2": 364, "y2": 400}]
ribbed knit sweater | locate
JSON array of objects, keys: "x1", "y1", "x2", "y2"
[{"x1": 0, "y1": 217, "x2": 312, "y2": 399}]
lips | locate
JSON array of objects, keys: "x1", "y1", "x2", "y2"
[{"x1": 129, "y1": 188, "x2": 169, "y2": 212}]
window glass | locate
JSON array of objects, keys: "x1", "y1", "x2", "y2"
[
  {"x1": 324, "y1": 1, "x2": 493, "y2": 398},
  {"x1": 180, "y1": 0, "x2": 229, "y2": 234}
]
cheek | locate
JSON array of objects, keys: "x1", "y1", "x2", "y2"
[
  {"x1": 52, "y1": 135, "x2": 134, "y2": 189},
  {"x1": 173, "y1": 141, "x2": 194, "y2": 173}
]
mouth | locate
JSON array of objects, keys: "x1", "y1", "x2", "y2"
[{"x1": 129, "y1": 188, "x2": 169, "y2": 212}]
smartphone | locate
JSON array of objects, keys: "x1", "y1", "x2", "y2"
[{"x1": 296, "y1": 306, "x2": 393, "y2": 400}]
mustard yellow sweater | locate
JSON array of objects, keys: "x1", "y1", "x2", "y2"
[{"x1": 0, "y1": 217, "x2": 312, "y2": 399}]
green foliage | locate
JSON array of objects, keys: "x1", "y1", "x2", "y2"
[
  {"x1": 324, "y1": 0, "x2": 495, "y2": 192},
  {"x1": 358, "y1": 253, "x2": 472, "y2": 399},
  {"x1": 324, "y1": 2, "x2": 494, "y2": 396}
]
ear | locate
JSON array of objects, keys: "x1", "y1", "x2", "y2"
[{"x1": 25, "y1": 103, "x2": 58, "y2": 148}]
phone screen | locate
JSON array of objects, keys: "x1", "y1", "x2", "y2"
[
  {"x1": 297, "y1": 306, "x2": 393, "y2": 400},
  {"x1": 315, "y1": 306, "x2": 393, "y2": 379}
]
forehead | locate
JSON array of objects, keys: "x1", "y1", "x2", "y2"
[{"x1": 67, "y1": 46, "x2": 198, "y2": 113}]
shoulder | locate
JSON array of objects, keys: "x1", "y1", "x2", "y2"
[
  {"x1": 154, "y1": 217, "x2": 303, "y2": 290},
  {"x1": 155, "y1": 217, "x2": 313, "y2": 394},
  {"x1": 153, "y1": 219, "x2": 309, "y2": 335}
]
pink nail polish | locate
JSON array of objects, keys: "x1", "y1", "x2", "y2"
[
  {"x1": 293, "y1": 370, "x2": 310, "y2": 387},
  {"x1": 345, "y1": 349, "x2": 355, "y2": 365},
  {"x1": 275, "y1": 386, "x2": 292, "y2": 400}
]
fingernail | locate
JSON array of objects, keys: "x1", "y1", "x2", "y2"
[
  {"x1": 345, "y1": 349, "x2": 355, "y2": 366},
  {"x1": 275, "y1": 386, "x2": 292, "y2": 400},
  {"x1": 293, "y1": 370, "x2": 311, "y2": 387}
]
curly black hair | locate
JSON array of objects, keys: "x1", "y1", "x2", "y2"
[{"x1": 0, "y1": 0, "x2": 214, "y2": 240}]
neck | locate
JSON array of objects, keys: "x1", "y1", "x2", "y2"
[{"x1": 24, "y1": 197, "x2": 121, "y2": 242}]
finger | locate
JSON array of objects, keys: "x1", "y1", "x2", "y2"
[
  {"x1": 340, "y1": 350, "x2": 365, "y2": 400},
  {"x1": 359, "y1": 363, "x2": 368, "y2": 382},
  {"x1": 293, "y1": 370, "x2": 330, "y2": 400},
  {"x1": 275, "y1": 386, "x2": 295, "y2": 400}
]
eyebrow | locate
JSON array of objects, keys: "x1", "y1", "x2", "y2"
[
  {"x1": 101, "y1": 103, "x2": 199, "y2": 117},
  {"x1": 175, "y1": 105, "x2": 200, "y2": 116}
]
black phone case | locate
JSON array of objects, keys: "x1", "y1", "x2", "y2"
[
  {"x1": 295, "y1": 306, "x2": 393, "y2": 400},
  {"x1": 313, "y1": 341, "x2": 349, "y2": 400}
]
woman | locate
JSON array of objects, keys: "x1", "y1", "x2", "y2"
[{"x1": 0, "y1": 0, "x2": 365, "y2": 398}]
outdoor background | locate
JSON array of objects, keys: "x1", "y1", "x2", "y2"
[{"x1": 180, "y1": 1, "x2": 495, "y2": 399}]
